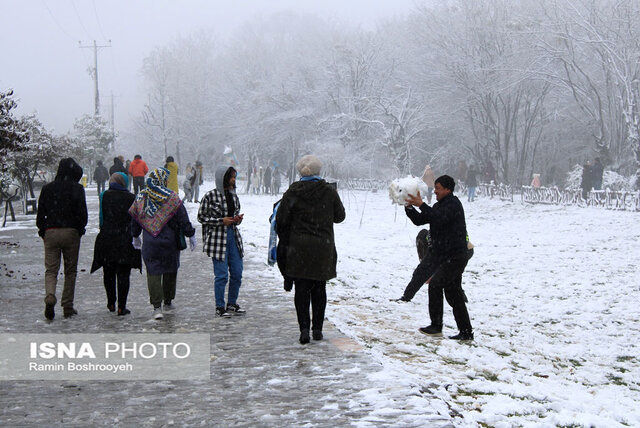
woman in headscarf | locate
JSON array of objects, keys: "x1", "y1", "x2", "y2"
[
  {"x1": 129, "y1": 167, "x2": 196, "y2": 320},
  {"x1": 91, "y1": 172, "x2": 141, "y2": 316}
]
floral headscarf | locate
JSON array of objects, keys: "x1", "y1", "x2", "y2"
[{"x1": 138, "y1": 167, "x2": 173, "y2": 218}]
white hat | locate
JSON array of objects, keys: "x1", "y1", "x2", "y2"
[{"x1": 296, "y1": 155, "x2": 322, "y2": 177}]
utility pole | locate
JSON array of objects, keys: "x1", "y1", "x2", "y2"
[
  {"x1": 79, "y1": 40, "x2": 111, "y2": 116},
  {"x1": 110, "y1": 91, "x2": 115, "y2": 152}
]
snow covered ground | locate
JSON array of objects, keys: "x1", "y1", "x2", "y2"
[
  {"x1": 4, "y1": 180, "x2": 638, "y2": 426},
  {"x1": 216, "y1": 185, "x2": 640, "y2": 427}
]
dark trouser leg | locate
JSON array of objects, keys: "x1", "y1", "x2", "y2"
[
  {"x1": 431, "y1": 256, "x2": 472, "y2": 332},
  {"x1": 162, "y1": 272, "x2": 177, "y2": 304},
  {"x1": 103, "y1": 265, "x2": 117, "y2": 307},
  {"x1": 403, "y1": 256, "x2": 436, "y2": 300},
  {"x1": 428, "y1": 283, "x2": 444, "y2": 327},
  {"x1": 294, "y1": 279, "x2": 312, "y2": 332},
  {"x1": 147, "y1": 274, "x2": 163, "y2": 308},
  {"x1": 116, "y1": 265, "x2": 131, "y2": 309},
  {"x1": 444, "y1": 273, "x2": 472, "y2": 332},
  {"x1": 310, "y1": 281, "x2": 327, "y2": 332}
]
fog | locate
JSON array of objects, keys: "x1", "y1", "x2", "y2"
[{"x1": 1, "y1": 0, "x2": 414, "y2": 133}]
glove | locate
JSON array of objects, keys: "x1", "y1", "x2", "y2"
[
  {"x1": 189, "y1": 235, "x2": 197, "y2": 251},
  {"x1": 132, "y1": 236, "x2": 142, "y2": 250},
  {"x1": 283, "y1": 278, "x2": 293, "y2": 292}
]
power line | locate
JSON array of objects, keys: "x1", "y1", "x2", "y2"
[
  {"x1": 41, "y1": 0, "x2": 78, "y2": 41},
  {"x1": 70, "y1": 0, "x2": 92, "y2": 39},
  {"x1": 91, "y1": 0, "x2": 107, "y2": 40}
]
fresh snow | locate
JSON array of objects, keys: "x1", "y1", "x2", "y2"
[{"x1": 214, "y1": 185, "x2": 640, "y2": 427}]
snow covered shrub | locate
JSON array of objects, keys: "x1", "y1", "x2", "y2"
[
  {"x1": 388, "y1": 176, "x2": 428, "y2": 205},
  {"x1": 602, "y1": 170, "x2": 635, "y2": 191},
  {"x1": 565, "y1": 164, "x2": 583, "y2": 189}
]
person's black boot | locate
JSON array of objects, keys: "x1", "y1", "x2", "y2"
[
  {"x1": 418, "y1": 324, "x2": 443, "y2": 336},
  {"x1": 299, "y1": 329, "x2": 310, "y2": 344},
  {"x1": 63, "y1": 308, "x2": 78, "y2": 319},
  {"x1": 312, "y1": 330, "x2": 323, "y2": 341},
  {"x1": 44, "y1": 295, "x2": 56, "y2": 321},
  {"x1": 449, "y1": 330, "x2": 474, "y2": 341}
]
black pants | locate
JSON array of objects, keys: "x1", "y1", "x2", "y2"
[
  {"x1": 404, "y1": 256, "x2": 437, "y2": 300},
  {"x1": 97, "y1": 181, "x2": 106, "y2": 195},
  {"x1": 133, "y1": 176, "x2": 145, "y2": 195},
  {"x1": 428, "y1": 255, "x2": 472, "y2": 332},
  {"x1": 103, "y1": 264, "x2": 131, "y2": 309},
  {"x1": 294, "y1": 279, "x2": 326, "y2": 332}
]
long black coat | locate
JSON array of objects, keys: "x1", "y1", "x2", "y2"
[
  {"x1": 109, "y1": 158, "x2": 128, "y2": 176},
  {"x1": 405, "y1": 193, "x2": 468, "y2": 264},
  {"x1": 276, "y1": 180, "x2": 345, "y2": 281},
  {"x1": 36, "y1": 158, "x2": 88, "y2": 237},
  {"x1": 91, "y1": 188, "x2": 141, "y2": 272}
]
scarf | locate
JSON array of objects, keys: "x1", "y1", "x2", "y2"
[
  {"x1": 299, "y1": 175, "x2": 322, "y2": 182},
  {"x1": 138, "y1": 168, "x2": 173, "y2": 218}
]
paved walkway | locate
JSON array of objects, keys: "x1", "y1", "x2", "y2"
[{"x1": 0, "y1": 190, "x2": 452, "y2": 427}]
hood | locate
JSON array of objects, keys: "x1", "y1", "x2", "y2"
[
  {"x1": 215, "y1": 165, "x2": 236, "y2": 192},
  {"x1": 285, "y1": 179, "x2": 330, "y2": 202},
  {"x1": 113, "y1": 157, "x2": 123, "y2": 166},
  {"x1": 54, "y1": 158, "x2": 83, "y2": 182}
]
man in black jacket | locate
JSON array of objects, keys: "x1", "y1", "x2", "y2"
[
  {"x1": 405, "y1": 175, "x2": 473, "y2": 340},
  {"x1": 36, "y1": 158, "x2": 88, "y2": 320},
  {"x1": 93, "y1": 160, "x2": 109, "y2": 196}
]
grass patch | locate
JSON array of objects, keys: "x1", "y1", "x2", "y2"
[
  {"x1": 496, "y1": 350, "x2": 511, "y2": 357},
  {"x1": 616, "y1": 355, "x2": 635, "y2": 363},
  {"x1": 479, "y1": 370, "x2": 499, "y2": 382},
  {"x1": 441, "y1": 356, "x2": 467, "y2": 366},
  {"x1": 606, "y1": 374, "x2": 627, "y2": 386},
  {"x1": 568, "y1": 359, "x2": 583, "y2": 367},
  {"x1": 456, "y1": 389, "x2": 496, "y2": 397}
]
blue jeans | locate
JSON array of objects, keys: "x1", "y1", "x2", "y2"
[
  {"x1": 468, "y1": 186, "x2": 476, "y2": 202},
  {"x1": 213, "y1": 227, "x2": 243, "y2": 308}
]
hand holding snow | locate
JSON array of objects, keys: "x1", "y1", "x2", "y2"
[{"x1": 388, "y1": 176, "x2": 428, "y2": 206}]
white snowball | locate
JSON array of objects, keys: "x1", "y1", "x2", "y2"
[{"x1": 388, "y1": 176, "x2": 428, "y2": 205}]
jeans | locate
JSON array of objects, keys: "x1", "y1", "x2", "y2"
[
  {"x1": 97, "y1": 181, "x2": 105, "y2": 195},
  {"x1": 133, "y1": 176, "x2": 145, "y2": 195},
  {"x1": 213, "y1": 227, "x2": 243, "y2": 308},
  {"x1": 468, "y1": 186, "x2": 476, "y2": 202}
]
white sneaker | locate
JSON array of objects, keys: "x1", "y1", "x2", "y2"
[
  {"x1": 163, "y1": 303, "x2": 175, "y2": 313},
  {"x1": 153, "y1": 307, "x2": 164, "y2": 320}
]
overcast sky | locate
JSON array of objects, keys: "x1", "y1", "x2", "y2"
[{"x1": 1, "y1": 0, "x2": 417, "y2": 134}]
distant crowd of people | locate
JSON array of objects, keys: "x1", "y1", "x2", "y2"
[{"x1": 248, "y1": 164, "x2": 282, "y2": 195}]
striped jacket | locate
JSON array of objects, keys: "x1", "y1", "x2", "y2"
[{"x1": 197, "y1": 189, "x2": 244, "y2": 260}]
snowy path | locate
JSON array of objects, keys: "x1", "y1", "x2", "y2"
[
  {"x1": 2, "y1": 183, "x2": 639, "y2": 426},
  {"x1": 0, "y1": 185, "x2": 452, "y2": 427}
]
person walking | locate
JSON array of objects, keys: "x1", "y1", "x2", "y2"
[
  {"x1": 193, "y1": 161, "x2": 204, "y2": 203},
  {"x1": 36, "y1": 158, "x2": 88, "y2": 320},
  {"x1": 466, "y1": 166, "x2": 478, "y2": 202},
  {"x1": 421, "y1": 164, "x2": 436, "y2": 204},
  {"x1": 91, "y1": 173, "x2": 141, "y2": 316},
  {"x1": 273, "y1": 166, "x2": 282, "y2": 195},
  {"x1": 263, "y1": 165, "x2": 272, "y2": 195},
  {"x1": 198, "y1": 166, "x2": 245, "y2": 317},
  {"x1": 93, "y1": 160, "x2": 109, "y2": 196},
  {"x1": 581, "y1": 160, "x2": 593, "y2": 199},
  {"x1": 129, "y1": 168, "x2": 196, "y2": 320},
  {"x1": 183, "y1": 163, "x2": 195, "y2": 202},
  {"x1": 165, "y1": 156, "x2": 179, "y2": 193},
  {"x1": 592, "y1": 157, "x2": 604, "y2": 190},
  {"x1": 276, "y1": 155, "x2": 346, "y2": 344},
  {"x1": 405, "y1": 175, "x2": 474, "y2": 340},
  {"x1": 109, "y1": 157, "x2": 127, "y2": 176},
  {"x1": 129, "y1": 154, "x2": 149, "y2": 195}
]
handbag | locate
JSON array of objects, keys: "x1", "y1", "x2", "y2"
[{"x1": 169, "y1": 217, "x2": 187, "y2": 251}]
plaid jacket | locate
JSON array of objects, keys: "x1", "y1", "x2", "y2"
[{"x1": 197, "y1": 189, "x2": 244, "y2": 260}]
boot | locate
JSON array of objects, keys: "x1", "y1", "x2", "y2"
[
  {"x1": 299, "y1": 329, "x2": 310, "y2": 344},
  {"x1": 418, "y1": 324, "x2": 443, "y2": 336},
  {"x1": 449, "y1": 330, "x2": 474, "y2": 341}
]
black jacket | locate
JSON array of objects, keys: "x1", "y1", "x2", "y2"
[
  {"x1": 109, "y1": 158, "x2": 128, "y2": 176},
  {"x1": 91, "y1": 188, "x2": 141, "y2": 272},
  {"x1": 405, "y1": 193, "x2": 467, "y2": 264},
  {"x1": 276, "y1": 180, "x2": 345, "y2": 281},
  {"x1": 36, "y1": 158, "x2": 88, "y2": 237},
  {"x1": 94, "y1": 164, "x2": 109, "y2": 183}
]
